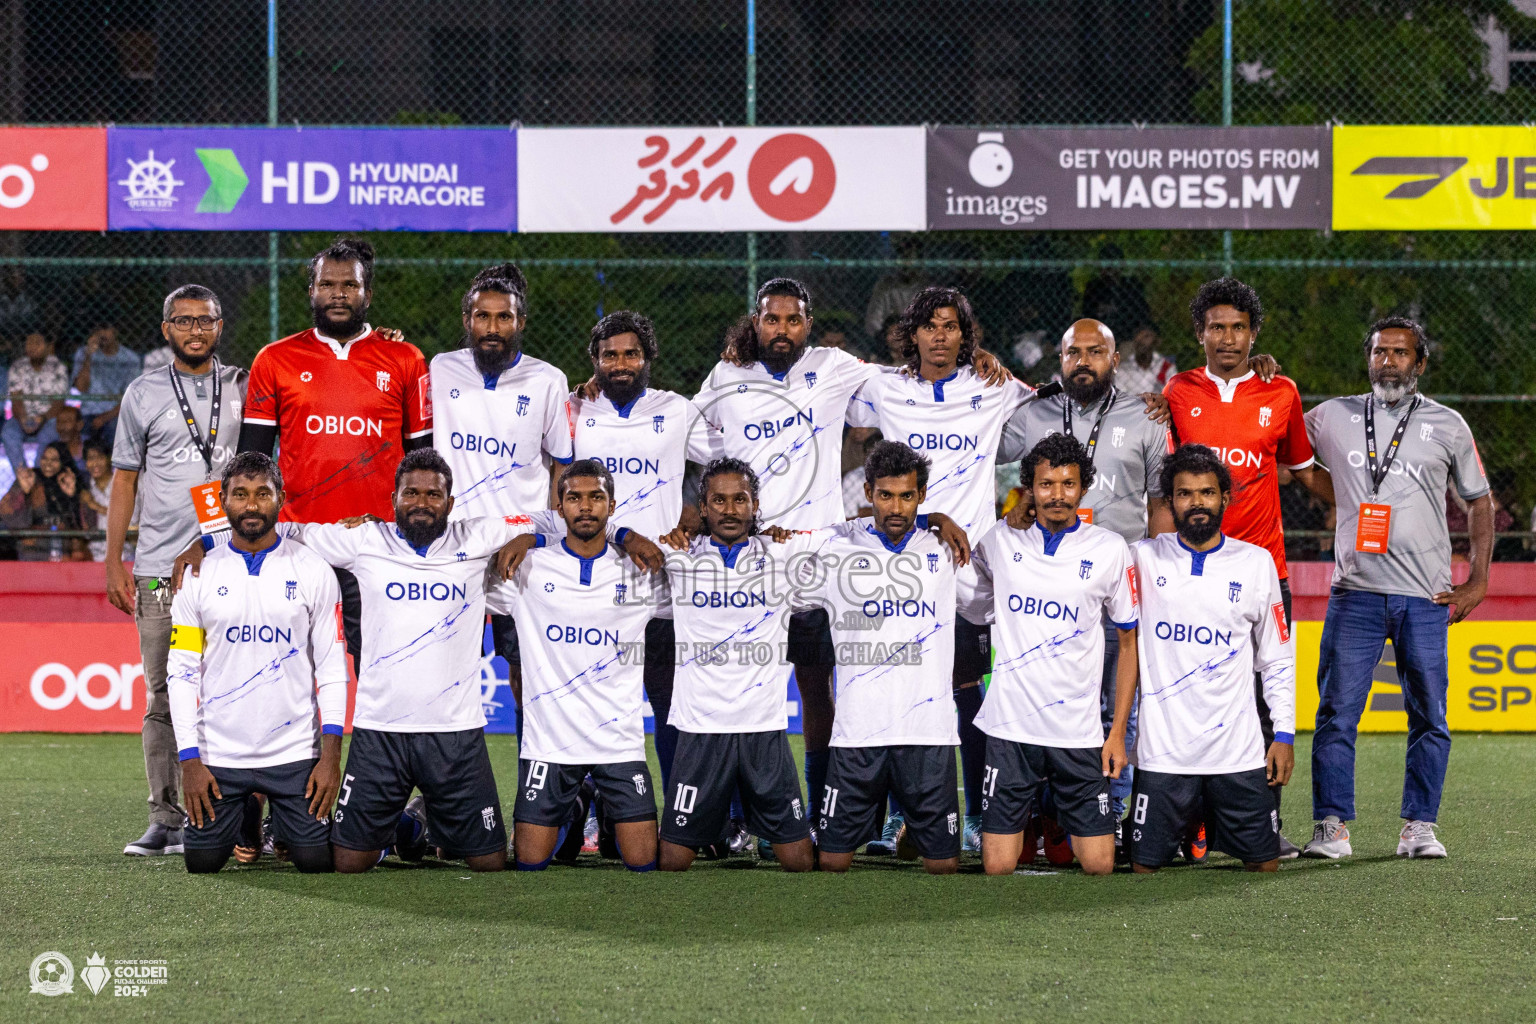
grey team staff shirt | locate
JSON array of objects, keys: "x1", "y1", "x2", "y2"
[
  {"x1": 111, "y1": 362, "x2": 248, "y2": 577},
  {"x1": 997, "y1": 388, "x2": 1168, "y2": 545},
  {"x1": 1304, "y1": 394, "x2": 1489, "y2": 602}
]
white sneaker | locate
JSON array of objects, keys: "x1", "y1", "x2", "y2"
[
  {"x1": 1396, "y1": 819, "x2": 1447, "y2": 859},
  {"x1": 1302, "y1": 816, "x2": 1352, "y2": 859}
]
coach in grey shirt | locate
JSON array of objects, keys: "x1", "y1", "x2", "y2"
[
  {"x1": 997, "y1": 318, "x2": 1172, "y2": 822},
  {"x1": 106, "y1": 285, "x2": 247, "y2": 858},
  {"x1": 1301, "y1": 316, "x2": 1491, "y2": 863}
]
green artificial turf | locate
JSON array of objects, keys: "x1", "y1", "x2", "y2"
[{"x1": 2, "y1": 732, "x2": 1532, "y2": 1022}]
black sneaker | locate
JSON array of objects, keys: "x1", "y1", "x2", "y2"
[
  {"x1": 553, "y1": 779, "x2": 595, "y2": 864},
  {"x1": 394, "y1": 795, "x2": 430, "y2": 862},
  {"x1": 234, "y1": 795, "x2": 264, "y2": 863},
  {"x1": 123, "y1": 823, "x2": 184, "y2": 856},
  {"x1": 1114, "y1": 819, "x2": 1129, "y2": 865}
]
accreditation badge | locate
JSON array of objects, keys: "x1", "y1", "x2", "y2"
[
  {"x1": 1354, "y1": 502, "x2": 1392, "y2": 554},
  {"x1": 190, "y1": 480, "x2": 229, "y2": 535}
]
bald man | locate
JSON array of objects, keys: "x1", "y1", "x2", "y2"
[{"x1": 996, "y1": 318, "x2": 1174, "y2": 853}]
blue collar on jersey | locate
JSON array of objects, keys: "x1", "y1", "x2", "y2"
[
  {"x1": 1035, "y1": 517, "x2": 1080, "y2": 556},
  {"x1": 709, "y1": 537, "x2": 750, "y2": 569},
  {"x1": 229, "y1": 535, "x2": 281, "y2": 576},
  {"x1": 866, "y1": 513, "x2": 930, "y2": 553},
  {"x1": 758, "y1": 361, "x2": 790, "y2": 382},
  {"x1": 609, "y1": 388, "x2": 648, "y2": 419},
  {"x1": 482, "y1": 350, "x2": 523, "y2": 391},
  {"x1": 1177, "y1": 533, "x2": 1226, "y2": 576},
  {"x1": 926, "y1": 369, "x2": 960, "y2": 402},
  {"x1": 395, "y1": 526, "x2": 433, "y2": 558},
  {"x1": 561, "y1": 538, "x2": 609, "y2": 586}
]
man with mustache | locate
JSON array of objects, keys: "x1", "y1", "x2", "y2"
[
  {"x1": 429, "y1": 262, "x2": 574, "y2": 712},
  {"x1": 569, "y1": 311, "x2": 720, "y2": 790},
  {"x1": 997, "y1": 317, "x2": 1173, "y2": 854},
  {"x1": 1126, "y1": 443, "x2": 1295, "y2": 873},
  {"x1": 964, "y1": 434, "x2": 1139, "y2": 876},
  {"x1": 109, "y1": 284, "x2": 248, "y2": 858},
  {"x1": 1161, "y1": 278, "x2": 1331, "y2": 859},
  {"x1": 239, "y1": 237, "x2": 433, "y2": 674},
  {"x1": 1301, "y1": 318, "x2": 1491, "y2": 861},
  {"x1": 167, "y1": 452, "x2": 347, "y2": 874},
  {"x1": 484, "y1": 459, "x2": 665, "y2": 873}
]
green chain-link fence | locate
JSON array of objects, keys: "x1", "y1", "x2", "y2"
[{"x1": 2, "y1": 0, "x2": 1534, "y2": 557}]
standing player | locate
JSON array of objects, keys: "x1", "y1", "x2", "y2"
[
  {"x1": 846, "y1": 286, "x2": 1032, "y2": 851},
  {"x1": 1127, "y1": 444, "x2": 1295, "y2": 873},
  {"x1": 812, "y1": 441, "x2": 962, "y2": 875},
  {"x1": 1162, "y1": 278, "x2": 1329, "y2": 857},
  {"x1": 570, "y1": 310, "x2": 720, "y2": 787},
  {"x1": 965, "y1": 435, "x2": 1138, "y2": 876},
  {"x1": 429, "y1": 263, "x2": 572, "y2": 707},
  {"x1": 488, "y1": 460, "x2": 663, "y2": 872},
  {"x1": 238, "y1": 237, "x2": 432, "y2": 672},
  {"x1": 168, "y1": 452, "x2": 347, "y2": 874},
  {"x1": 997, "y1": 318, "x2": 1170, "y2": 836}
]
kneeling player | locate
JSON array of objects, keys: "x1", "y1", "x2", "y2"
[
  {"x1": 966, "y1": 435, "x2": 1139, "y2": 876},
  {"x1": 812, "y1": 442, "x2": 963, "y2": 874},
  {"x1": 488, "y1": 460, "x2": 663, "y2": 871},
  {"x1": 168, "y1": 453, "x2": 347, "y2": 874},
  {"x1": 1128, "y1": 444, "x2": 1295, "y2": 872}
]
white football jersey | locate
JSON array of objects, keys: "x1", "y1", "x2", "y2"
[
  {"x1": 430, "y1": 348, "x2": 574, "y2": 521},
  {"x1": 665, "y1": 529, "x2": 830, "y2": 733},
  {"x1": 167, "y1": 538, "x2": 348, "y2": 768},
  {"x1": 694, "y1": 346, "x2": 881, "y2": 529},
  {"x1": 847, "y1": 367, "x2": 1033, "y2": 543},
  {"x1": 1132, "y1": 532, "x2": 1295, "y2": 775},
  {"x1": 285, "y1": 514, "x2": 550, "y2": 732},
  {"x1": 809, "y1": 521, "x2": 960, "y2": 748},
  {"x1": 964, "y1": 519, "x2": 1138, "y2": 748},
  {"x1": 486, "y1": 540, "x2": 663, "y2": 764},
  {"x1": 570, "y1": 388, "x2": 721, "y2": 538}
]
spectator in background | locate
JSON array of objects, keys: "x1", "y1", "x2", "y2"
[
  {"x1": 4, "y1": 331, "x2": 68, "y2": 472},
  {"x1": 55, "y1": 406, "x2": 86, "y2": 465},
  {"x1": 0, "y1": 440, "x2": 87, "y2": 561},
  {"x1": 842, "y1": 432, "x2": 881, "y2": 518},
  {"x1": 864, "y1": 234, "x2": 933, "y2": 338},
  {"x1": 80, "y1": 439, "x2": 127, "y2": 562},
  {"x1": 1081, "y1": 243, "x2": 1151, "y2": 342},
  {"x1": 814, "y1": 312, "x2": 858, "y2": 354},
  {"x1": 878, "y1": 313, "x2": 905, "y2": 366},
  {"x1": 1115, "y1": 323, "x2": 1179, "y2": 395},
  {"x1": 72, "y1": 323, "x2": 142, "y2": 447},
  {"x1": 141, "y1": 343, "x2": 175, "y2": 375},
  {"x1": 0, "y1": 267, "x2": 40, "y2": 341}
]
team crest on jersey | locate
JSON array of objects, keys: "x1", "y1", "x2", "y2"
[
  {"x1": 927, "y1": 553, "x2": 940, "y2": 573},
  {"x1": 375, "y1": 370, "x2": 391, "y2": 393},
  {"x1": 481, "y1": 806, "x2": 495, "y2": 831},
  {"x1": 1111, "y1": 426, "x2": 1126, "y2": 448},
  {"x1": 504, "y1": 515, "x2": 532, "y2": 525},
  {"x1": 1229, "y1": 581, "x2": 1243, "y2": 603},
  {"x1": 614, "y1": 583, "x2": 628, "y2": 604},
  {"x1": 632, "y1": 773, "x2": 646, "y2": 795},
  {"x1": 285, "y1": 580, "x2": 297, "y2": 600},
  {"x1": 653, "y1": 415, "x2": 666, "y2": 433},
  {"x1": 804, "y1": 371, "x2": 817, "y2": 389},
  {"x1": 1098, "y1": 793, "x2": 1109, "y2": 815},
  {"x1": 791, "y1": 798, "x2": 803, "y2": 820},
  {"x1": 516, "y1": 395, "x2": 530, "y2": 416},
  {"x1": 970, "y1": 394, "x2": 983, "y2": 410},
  {"x1": 1079, "y1": 559, "x2": 1093, "y2": 579},
  {"x1": 1258, "y1": 405, "x2": 1272, "y2": 426},
  {"x1": 455, "y1": 551, "x2": 467, "y2": 561},
  {"x1": 947, "y1": 812, "x2": 958, "y2": 835},
  {"x1": 1420, "y1": 423, "x2": 1434, "y2": 442}
]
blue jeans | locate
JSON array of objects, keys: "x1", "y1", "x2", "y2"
[
  {"x1": 1312, "y1": 587, "x2": 1451, "y2": 823},
  {"x1": 2, "y1": 416, "x2": 58, "y2": 472},
  {"x1": 1100, "y1": 620, "x2": 1138, "y2": 817}
]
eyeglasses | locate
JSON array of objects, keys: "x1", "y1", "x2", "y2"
[{"x1": 168, "y1": 315, "x2": 221, "y2": 331}]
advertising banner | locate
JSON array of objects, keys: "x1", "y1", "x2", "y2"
[
  {"x1": 0, "y1": 127, "x2": 107, "y2": 231},
  {"x1": 927, "y1": 126, "x2": 1330, "y2": 230},
  {"x1": 1333, "y1": 125, "x2": 1536, "y2": 230},
  {"x1": 106, "y1": 127, "x2": 516, "y2": 232},
  {"x1": 518, "y1": 126, "x2": 924, "y2": 232}
]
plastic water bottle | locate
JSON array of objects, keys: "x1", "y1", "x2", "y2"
[{"x1": 48, "y1": 522, "x2": 63, "y2": 562}]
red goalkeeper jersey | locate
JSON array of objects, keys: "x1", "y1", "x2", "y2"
[
  {"x1": 244, "y1": 327, "x2": 431, "y2": 522},
  {"x1": 1163, "y1": 366, "x2": 1314, "y2": 580}
]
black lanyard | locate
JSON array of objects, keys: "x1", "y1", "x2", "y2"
[
  {"x1": 1063, "y1": 386, "x2": 1116, "y2": 465},
  {"x1": 1364, "y1": 393, "x2": 1419, "y2": 497},
  {"x1": 167, "y1": 361, "x2": 222, "y2": 477}
]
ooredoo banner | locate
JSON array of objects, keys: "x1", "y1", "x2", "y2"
[
  {"x1": 106, "y1": 127, "x2": 517, "y2": 231},
  {"x1": 926, "y1": 126, "x2": 1331, "y2": 230},
  {"x1": 517, "y1": 126, "x2": 924, "y2": 232},
  {"x1": 0, "y1": 127, "x2": 107, "y2": 230}
]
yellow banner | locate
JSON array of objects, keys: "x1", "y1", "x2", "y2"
[
  {"x1": 1332, "y1": 125, "x2": 1536, "y2": 230},
  {"x1": 1294, "y1": 621, "x2": 1536, "y2": 732}
]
